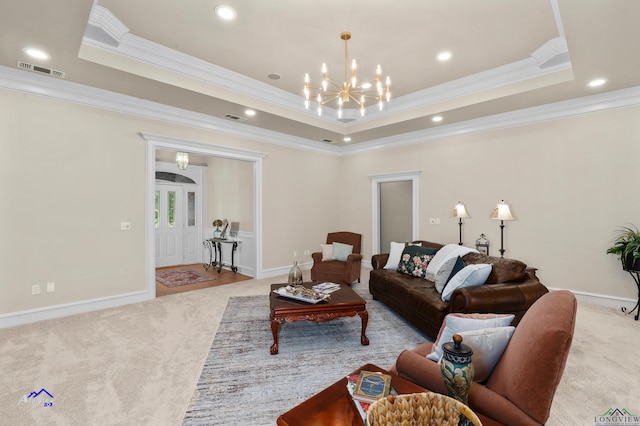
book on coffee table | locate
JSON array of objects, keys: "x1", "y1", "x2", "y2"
[
  {"x1": 346, "y1": 372, "x2": 397, "y2": 422},
  {"x1": 346, "y1": 374, "x2": 372, "y2": 420},
  {"x1": 352, "y1": 370, "x2": 393, "y2": 403}
]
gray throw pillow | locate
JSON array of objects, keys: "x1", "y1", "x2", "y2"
[{"x1": 435, "y1": 255, "x2": 465, "y2": 294}]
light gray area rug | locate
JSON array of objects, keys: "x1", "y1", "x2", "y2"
[{"x1": 182, "y1": 291, "x2": 428, "y2": 425}]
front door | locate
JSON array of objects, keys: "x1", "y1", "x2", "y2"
[{"x1": 155, "y1": 184, "x2": 183, "y2": 267}]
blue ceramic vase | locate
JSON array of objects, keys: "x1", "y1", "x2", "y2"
[{"x1": 440, "y1": 333, "x2": 474, "y2": 405}]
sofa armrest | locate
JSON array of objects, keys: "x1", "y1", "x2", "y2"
[
  {"x1": 345, "y1": 253, "x2": 363, "y2": 266},
  {"x1": 469, "y1": 384, "x2": 540, "y2": 426},
  {"x1": 371, "y1": 253, "x2": 389, "y2": 270},
  {"x1": 449, "y1": 279, "x2": 549, "y2": 316},
  {"x1": 392, "y1": 346, "x2": 448, "y2": 395},
  {"x1": 311, "y1": 252, "x2": 323, "y2": 263}
]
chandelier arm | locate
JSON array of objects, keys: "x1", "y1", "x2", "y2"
[
  {"x1": 349, "y1": 95, "x2": 363, "y2": 107},
  {"x1": 321, "y1": 76, "x2": 342, "y2": 91},
  {"x1": 319, "y1": 93, "x2": 342, "y2": 105}
]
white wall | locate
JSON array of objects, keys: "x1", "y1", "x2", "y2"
[
  {"x1": 2, "y1": 83, "x2": 639, "y2": 325},
  {"x1": 0, "y1": 89, "x2": 340, "y2": 322},
  {"x1": 340, "y1": 106, "x2": 640, "y2": 301}
]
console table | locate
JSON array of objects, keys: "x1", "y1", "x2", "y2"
[{"x1": 203, "y1": 238, "x2": 239, "y2": 273}]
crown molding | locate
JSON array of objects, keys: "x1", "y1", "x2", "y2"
[
  {"x1": 0, "y1": 65, "x2": 341, "y2": 155},
  {"x1": 2, "y1": 65, "x2": 640, "y2": 158},
  {"x1": 341, "y1": 85, "x2": 640, "y2": 155},
  {"x1": 81, "y1": 4, "x2": 572, "y2": 133}
]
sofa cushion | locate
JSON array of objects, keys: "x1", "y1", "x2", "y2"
[
  {"x1": 458, "y1": 326, "x2": 515, "y2": 382},
  {"x1": 397, "y1": 245, "x2": 438, "y2": 278},
  {"x1": 332, "y1": 242, "x2": 353, "y2": 261},
  {"x1": 463, "y1": 252, "x2": 526, "y2": 283},
  {"x1": 441, "y1": 263, "x2": 492, "y2": 301},
  {"x1": 425, "y1": 244, "x2": 478, "y2": 281},
  {"x1": 427, "y1": 313, "x2": 515, "y2": 362},
  {"x1": 435, "y1": 256, "x2": 465, "y2": 293}
]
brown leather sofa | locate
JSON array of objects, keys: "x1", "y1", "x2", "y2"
[{"x1": 369, "y1": 241, "x2": 549, "y2": 339}]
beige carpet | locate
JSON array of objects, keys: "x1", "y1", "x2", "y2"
[{"x1": 0, "y1": 271, "x2": 638, "y2": 425}]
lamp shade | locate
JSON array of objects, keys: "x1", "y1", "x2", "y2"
[
  {"x1": 176, "y1": 152, "x2": 189, "y2": 170},
  {"x1": 490, "y1": 200, "x2": 515, "y2": 221},
  {"x1": 452, "y1": 201, "x2": 470, "y2": 218}
]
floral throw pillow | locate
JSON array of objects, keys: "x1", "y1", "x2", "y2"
[{"x1": 397, "y1": 245, "x2": 438, "y2": 278}]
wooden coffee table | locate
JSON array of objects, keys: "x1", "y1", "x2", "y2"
[
  {"x1": 269, "y1": 282, "x2": 369, "y2": 355},
  {"x1": 276, "y1": 363, "x2": 428, "y2": 426}
]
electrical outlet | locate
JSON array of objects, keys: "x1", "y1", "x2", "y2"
[
  {"x1": 120, "y1": 222, "x2": 132, "y2": 231},
  {"x1": 293, "y1": 251, "x2": 297, "y2": 258},
  {"x1": 32, "y1": 284, "x2": 40, "y2": 295},
  {"x1": 435, "y1": 218, "x2": 441, "y2": 224},
  {"x1": 47, "y1": 282, "x2": 55, "y2": 293},
  {"x1": 429, "y1": 218, "x2": 436, "y2": 225},
  {"x1": 304, "y1": 249, "x2": 310, "y2": 255}
]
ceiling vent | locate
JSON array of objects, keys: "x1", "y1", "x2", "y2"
[
  {"x1": 17, "y1": 61, "x2": 65, "y2": 79},
  {"x1": 223, "y1": 113, "x2": 247, "y2": 122},
  {"x1": 322, "y1": 139, "x2": 333, "y2": 143}
]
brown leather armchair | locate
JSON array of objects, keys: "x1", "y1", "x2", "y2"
[
  {"x1": 391, "y1": 290, "x2": 577, "y2": 426},
  {"x1": 310, "y1": 232, "x2": 362, "y2": 285}
]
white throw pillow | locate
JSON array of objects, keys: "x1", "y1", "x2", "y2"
[
  {"x1": 332, "y1": 242, "x2": 353, "y2": 261},
  {"x1": 426, "y1": 313, "x2": 515, "y2": 362},
  {"x1": 321, "y1": 244, "x2": 333, "y2": 261},
  {"x1": 424, "y1": 244, "x2": 478, "y2": 281},
  {"x1": 441, "y1": 264, "x2": 492, "y2": 302},
  {"x1": 458, "y1": 326, "x2": 515, "y2": 382},
  {"x1": 384, "y1": 242, "x2": 406, "y2": 270}
]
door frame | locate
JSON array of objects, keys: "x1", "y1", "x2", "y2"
[
  {"x1": 370, "y1": 170, "x2": 421, "y2": 254},
  {"x1": 142, "y1": 132, "x2": 266, "y2": 298}
]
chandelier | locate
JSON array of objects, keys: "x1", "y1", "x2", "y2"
[{"x1": 304, "y1": 32, "x2": 391, "y2": 118}]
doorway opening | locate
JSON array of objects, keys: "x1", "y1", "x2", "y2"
[
  {"x1": 370, "y1": 171, "x2": 421, "y2": 253},
  {"x1": 143, "y1": 132, "x2": 266, "y2": 299}
]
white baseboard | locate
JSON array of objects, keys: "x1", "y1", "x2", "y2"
[
  {"x1": 259, "y1": 261, "x2": 312, "y2": 280},
  {"x1": 548, "y1": 286, "x2": 637, "y2": 310},
  {"x1": 5, "y1": 268, "x2": 632, "y2": 329},
  {"x1": 0, "y1": 290, "x2": 154, "y2": 329}
]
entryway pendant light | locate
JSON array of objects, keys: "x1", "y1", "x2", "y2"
[{"x1": 176, "y1": 152, "x2": 189, "y2": 170}]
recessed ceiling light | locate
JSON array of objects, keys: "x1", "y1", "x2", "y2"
[
  {"x1": 244, "y1": 109, "x2": 256, "y2": 116},
  {"x1": 588, "y1": 78, "x2": 607, "y2": 88},
  {"x1": 343, "y1": 136, "x2": 352, "y2": 143},
  {"x1": 432, "y1": 115, "x2": 443, "y2": 123},
  {"x1": 437, "y1": 51, "x2": 452, "y2": 61},
  {"x1": 23, "y1": 47, "x2": 50, "y2": 60},
  {"x1": 215, "y1": 5, "x2": 237, "y2": 20},
  {"x1": 267, "y1": 73, "x2": 281, "y2": 80}
]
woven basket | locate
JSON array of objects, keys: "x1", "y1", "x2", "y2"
[{"x1": 365, "y1": 392, "x2": 482, "y2": 426}]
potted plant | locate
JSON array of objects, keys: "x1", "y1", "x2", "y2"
[{"x1": 607, "y1": 225, "x2": 640, "y2": 271}]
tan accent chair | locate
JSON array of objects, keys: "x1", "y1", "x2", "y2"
[
  {"x1": 311, "y1": 232, "x2": 362, "y2": 285},
  {"x1": 391, "y1": 290, "x2": 577, "y2": 426}
]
